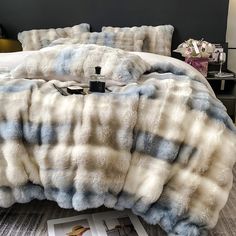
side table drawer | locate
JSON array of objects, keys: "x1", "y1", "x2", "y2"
[{"x1": 220, "y1": 99, "x2": 235, "y2": 116}]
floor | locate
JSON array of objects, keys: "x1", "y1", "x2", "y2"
[{"x1": 0, "y1": 166, "x2": 235, "y2": 236}]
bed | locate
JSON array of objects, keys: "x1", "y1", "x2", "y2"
[{"x1": 0, "y1": 1, "x2": 234, "y2": 236}]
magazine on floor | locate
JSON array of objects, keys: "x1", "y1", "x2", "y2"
[{"x1": 47, "y1": 210, "x2": 148, "y2": 236}]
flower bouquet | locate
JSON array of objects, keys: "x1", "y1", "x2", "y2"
[{"x1": 174, "y1": 39, "x2": 215, "y2": 77}]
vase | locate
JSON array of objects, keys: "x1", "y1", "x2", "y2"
[{"x1": 185, "y1": 57, "x2": 209, "y2": 77}]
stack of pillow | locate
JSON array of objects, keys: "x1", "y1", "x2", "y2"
[{"x1": 18, "y1": 23, "x2": 174, "y2": 56}]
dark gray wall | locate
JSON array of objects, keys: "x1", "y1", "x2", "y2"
[{"x1": 0, "y1": 0, "x2": 229, "y2": 50}]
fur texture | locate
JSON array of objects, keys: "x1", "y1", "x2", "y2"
[
  {"x1": 1, "y1": 45, "x2": 236, "y2": 236},
  {"x1": 11, "y1": 44, "x2": 151, "y2": 83},
  {"x1": 49, "y1": 31, "x2": 145, "y2": 52},
  {"x1": 102, "y1": 25, "x2": 174, "y2": 56},
  {"x1": 18, "y1": 24, "x2": 90, "y2": 50}
]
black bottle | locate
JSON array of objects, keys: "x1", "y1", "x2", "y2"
[{"x1": 89, "y1": 66, "x2": 106, "y2": 93}]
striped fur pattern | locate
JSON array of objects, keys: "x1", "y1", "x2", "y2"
[
  {"x1": 49, "y1": 31, "x2": 145, "y2": 52},
  {"x1": 18, "y1": 24, "x2": 90, "y2": 51},
  {"x1": 11, "y1": 44, "x2": 151, "y2": 83},
  {"x1": 1, "y1": 47, "x2": 236, "y2": 236},
  {"x1": 102, "y1": 25, "x2": 174, "y2": 56}
]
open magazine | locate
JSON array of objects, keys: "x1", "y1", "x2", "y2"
[{"x1": 47, "y1": 210, "x2": 148, "y2": 236}]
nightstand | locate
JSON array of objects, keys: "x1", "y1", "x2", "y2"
[
  {"x1": 207, "y1": 75, "x2": 236, "y2": 122},
  {"x1": 0, "y1": 38, "x2": 22, "y2": 52}
]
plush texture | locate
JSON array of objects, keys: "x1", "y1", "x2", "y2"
[
  {"x1": 1, "y1": 46, "x2": 236, "y2": 236},
  {"x1": 18, "y1": 24, "x2": 90, "y2": 51},
  {"x1": 11, "y1": 44, "x2": 151, "y2": 83},
  {"x1": 49, "y1": 31, "x2": 145, "y2": 51},
  {"x1": 102, "y1": 25, "x2": 174, "y2": 56}
]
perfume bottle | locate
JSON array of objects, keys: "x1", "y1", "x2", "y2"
[{"x1": 89, "y1": 66, "x2": 106, "y2": 93}]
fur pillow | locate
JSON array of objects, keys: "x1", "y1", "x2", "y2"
[
  {"x1": 102, "y1": 25, "x2": 174, "y2": 56},
  {"x1": 11, "y1": 44, "x2": 151, "y2": 83},
  {"x1": 18, "y1": 24, "x2": 90, "y2": 51},
  {"x1": 49, "y1": 31, "x2": 145, "y2": 52}
]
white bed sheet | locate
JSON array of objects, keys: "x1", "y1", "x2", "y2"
[{"x1": 0, "y1": 51, "x2": 35, "y2": 72}]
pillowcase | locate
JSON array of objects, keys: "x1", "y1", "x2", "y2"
[
  {"x1": 102, "y1": 25, "x2": 174, "y2": 56},
  {"x1": 18, "y1": 24, "x2": 90, "y2": 51},
  {"x1": 49, "y1": 31, "x2": 145, "y2": 52},
  {"x1": 11, "y1": 44, "x2": 151, "y2": 83}
]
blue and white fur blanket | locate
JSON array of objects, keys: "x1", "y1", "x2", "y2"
[{"x1": 0, "y1": 45, "x2": 236, "y2": 236}]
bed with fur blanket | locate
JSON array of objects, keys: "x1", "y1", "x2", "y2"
[{"x1": 0, "y1": 44, "x2": 235, "y2": 236}]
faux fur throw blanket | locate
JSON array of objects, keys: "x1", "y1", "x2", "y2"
[{"x1": 1, "y1": 45, "x2": 236, "y2": 236}]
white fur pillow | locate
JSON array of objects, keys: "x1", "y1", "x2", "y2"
[
  {"x1": 11, "y1": 44, "x2": 151, "y2": 83},
  {"x1": 102, "y1": 25, "x2": 174, "y2": 56},
  {"x1": 18, "y1": 24, "x2": 90, "y2": 51},
  {"x1": 49, "y1": 31, "x2": 145, "y2": 52}
]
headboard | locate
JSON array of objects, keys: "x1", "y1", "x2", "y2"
[{"x1": 0, "y1": 0, "x2": 229, "y2": 54}]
